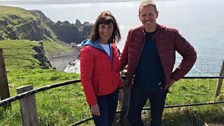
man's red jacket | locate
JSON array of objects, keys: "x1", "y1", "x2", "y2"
[{"x1": 120, "y1": 24, "x2": 197, "y2": 89}]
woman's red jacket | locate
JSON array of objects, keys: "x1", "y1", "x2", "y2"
[{"x1": 80, "y1": 41, "x2": 122, "y2": 106}]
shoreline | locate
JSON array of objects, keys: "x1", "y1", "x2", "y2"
[{"x1": 48, "y1": 47, "x2": 80, "y2": 72}]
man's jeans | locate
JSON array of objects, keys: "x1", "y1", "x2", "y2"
[{"x1": 127, "y1": 86, "x2": 167, "y2": 126}]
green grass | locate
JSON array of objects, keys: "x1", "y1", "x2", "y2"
[
  {"x1": 0, "y1": 39, "x2": 224, "y2": 125},
  {"x1": 0, "y1": 39, "x2": 93, "y2": 125},
  {"x1": 137, "y1": 79, "x2": 224, "y2": 126},
  {"x1": 166, "y1": 79, "x2": 219, "y2": 104},
  {"x1": 42, "y1": 37, "x2": 73, "y2": 57},
  {"x1": 0, "y1": 6, "x2": 57, "y2": 41},
  {"x1": 0, "y1": 39, "x2": 72, "y2": 70},
  {"x1": 0, "y1": 5, "x2": 36, "y2": 21},
  {"x1": 162, "y1": 79, "x2": 224, "y2": 126},
  {"x1": 0, "y1": 40, "x2": 41, "y2": 70}
]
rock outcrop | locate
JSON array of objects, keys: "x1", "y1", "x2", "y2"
[
  {"x1": 0, "y1": 5, "x2": 93, "y2": 44},
  {"x1": 32, "y1": 42, "x2": 52, "y2": 68}
]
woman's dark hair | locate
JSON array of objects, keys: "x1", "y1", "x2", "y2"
[{"x1": 89, "y1": 10, "x2": 121, "y2": 43}]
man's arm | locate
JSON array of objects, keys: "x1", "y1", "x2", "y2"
[{"x1": 171, "y1": 30, "x2": 197, "y2": 81}]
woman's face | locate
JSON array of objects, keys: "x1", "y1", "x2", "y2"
[{"x1": 98, "y1": 23, "x2": 114, "y2": 44}]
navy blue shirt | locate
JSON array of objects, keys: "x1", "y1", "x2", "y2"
[{"x1": 134, "y1": 32, "x2": 165, "y2": 92}]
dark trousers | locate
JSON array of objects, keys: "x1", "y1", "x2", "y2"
[
  {"x1": 93, "y1": 89, "x2": 118, "y2": 126},
  {"x1": 127, "y1": 86, "x2": 167, "y2": 126}
]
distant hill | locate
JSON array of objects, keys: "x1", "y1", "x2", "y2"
[
  {"x1": 0, "y1": 5, "x2": 92, "y2": 44},
  {"x1": 0, "y1": 0, "x2": 138, "y2": 5}
]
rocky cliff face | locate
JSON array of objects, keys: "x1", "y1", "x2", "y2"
[
  {"x1": 76, "y1": 20, "x2": 92, "y2": 41},
  {"x1": 0, "y1": 6, "x2": 92, "y2": 44},
  {"x1": 48, "y1": 19, "x2": 92, "y2": 44},
  {"x1": 32, "y1": 42, "x2": 52, "y2": 68},
  {"x1": 0, "y1": 12, "x2": 54, "y2": 41}
]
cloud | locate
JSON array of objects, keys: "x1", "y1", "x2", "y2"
[{"x1": 0, "y1": 0, "x2": 137, "y2": 5}]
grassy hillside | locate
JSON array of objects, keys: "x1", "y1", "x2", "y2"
[
  {"x1": 0, "y1": 39, "x2": 71, "y2": 69},
  {"x1": 0, "y1": 5, "x2": 36, "y2": 21},
  {"x1": 0, "y1": 39, "x2": 76, "y2": 85},
  {"x1": 0, "y1": 5, "x2": 91, "y2": 44},
  {"x1": 0, "y1": 40, "x2": 224, "y2": 125},
  {"x1": 0, "y1": 39, "x2": 92, "y2": 125},
  {"x1": 0, "y1": 40, "x2": 41, "y2": 69},
  {"x1": 0, "y1": 5, "x2": 56, "y2": 41},
  {"x1": 0, "y1": 6, "x2": 223, "y2": 125},
  {"x1": 0, "y1": 5, "x2": 94, "y2": 126}
]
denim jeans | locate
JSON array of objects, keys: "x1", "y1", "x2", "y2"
[
  {"x1": 127, "y1": 86, "x2": 167, "y2": 126},
  {"x1": 92, "y1": 89, "x2": 118, "y2": 126}
]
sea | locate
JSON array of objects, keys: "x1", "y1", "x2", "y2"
[{"x1": 2, "y1": 0, "x2": 224, "y2": 76}]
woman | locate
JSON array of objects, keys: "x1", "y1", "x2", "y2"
[{"x1": 80, "y1": 10, "x2": 123, "y2": 126}]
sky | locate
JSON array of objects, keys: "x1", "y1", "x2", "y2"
[{"x1": 0, "y1": 0, "x2": 137, "y2": 4}]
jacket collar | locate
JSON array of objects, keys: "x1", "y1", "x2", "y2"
[
  {"x1": 81, "y1": 39, "x2": 113, "y2": 60},
  {"x1": 139, "y1": 24, "x2": 161, "y2": 41}
]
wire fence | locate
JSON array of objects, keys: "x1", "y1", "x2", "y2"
[
  {"x1": 1, "y1": 76, "x2": 224, "y2": 126},
  {"x1": 0, "y1": 80, "x2": 80, "y2": 106},
  {"x1": 2, "y1": 49, "x2": 223, "y2": 76},
  {"x1": 1, "y1": 48, "x2": 224, "y2": 125},
  {"x1": 71, "y1": 101, "x2": 224, "y2": 126},
  {"x1": 71, "y1": 76, "x2": 224, "y2": 126}
]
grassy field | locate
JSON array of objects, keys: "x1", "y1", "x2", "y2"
[
  {"x1": 0, "y1": 5, "x2": 36, "y2": 21},
  {"x1": 0, "y1": 39, "x2": 91, "y2": 126},
  {"x1": 0, "y1": 39, "x2": 224, "y2": 126}
]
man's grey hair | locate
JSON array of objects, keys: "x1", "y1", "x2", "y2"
[{"x1": 139, "y1": 0, "x2": 158, "y2": 14}]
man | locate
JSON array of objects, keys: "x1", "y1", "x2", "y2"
[{"x1": 119, "y1": 0, "x2": 197, "y2": 126}]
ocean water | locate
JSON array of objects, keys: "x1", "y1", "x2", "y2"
[{"x1": 3, "y1": 0, "x2": 224, "y2": 75}]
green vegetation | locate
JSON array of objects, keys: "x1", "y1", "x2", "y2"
[
  {"x1": 0, "y1": 5, "x2": 223, "y2": 126},
  {"x1": 1, "y1": 39, "x2": 224, "y2": 126},
  {"x1": 0, "y1": 5, "x2": 93, "y2": 126},
  {"x1": 0, "y1": 5, "x2": 56, "y2": 41},
  {"x1": 41, "y1": 37, "x2": 72, "y2": 57},
  {"x1": 0, "y1": 5, "x2": 36, "y2": 21},
  {"x1": 0, "y1": 5, "x2": 89, "y2": 44},
  {"x1": 0, "y1": 39, "x2": 71, "y2": 70},
  {"x1": 0, "y1": 39, "x2": 93, "y2": 125},
  {"x1": 161, "y1": 79, "x2": 224, "y2": 126},
  {"x1": 0, "y1": 40, "x2": 40, "y2": 70}
]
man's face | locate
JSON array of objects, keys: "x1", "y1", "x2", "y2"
[{"x1": 139, "y1": 5, "x2": 158, "y2": 30}]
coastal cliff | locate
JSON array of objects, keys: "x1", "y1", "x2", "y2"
[
  {"x1": 0, "y1": 5, "x2": 92, "y2": 44},
  {"x1": 0, "y1": 5, "x2": 92, "y2": 69}
]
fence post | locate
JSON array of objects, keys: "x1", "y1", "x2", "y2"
[
  {"x1": 215, "y1": 60, "x2": 224, "y2": 97},
  {"x1": 16, "y1": 85, "x2": 39, "y2": 126},
  {"x1": 119, "y1": 77, "x2": 131, "y2": 126},
  {"x1": 0, "y1": 48, "x2": 11, "y2": 108}
]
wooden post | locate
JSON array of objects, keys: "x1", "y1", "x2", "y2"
[
  {"x1": 215, "y1": 60, "x2": 224, "y2": 97},
  {"x1": 120, "y1": 77, "x2": 131, "y2": 126},
  {"x1": 16, "y1": 85, "x2": 39, "y2": 126},
  {"x1": 0, "y1": 48, "x2": 11, "y2": 108}
]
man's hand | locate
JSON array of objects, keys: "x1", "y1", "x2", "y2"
[
  {"x1": 118, "y1": 89, "x2": 124, "y2": 103},
  {"x1": 164, "y1": 79, "x2": 175, "y2": 90}
]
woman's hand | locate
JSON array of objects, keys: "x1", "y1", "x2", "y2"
[{"x1": 90, "y1": 104, "x2": 100, "y2": 116}]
